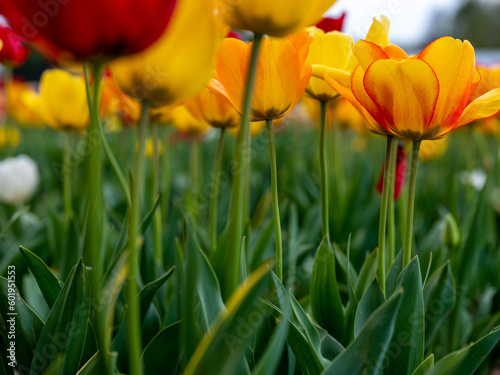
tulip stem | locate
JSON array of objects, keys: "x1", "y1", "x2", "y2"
[
  {"x1": 188, "y1": 138, "x2": 200, "y2": 222},
  {"x1": 83, "y1": 62, "x2": 110, "y2": 375},
  {"x1": 62, "y1": 133, "x2": 73, "y2": 222},
  {"x1": 319, "y1": 101, "x2": 330, "y2": 240},
  {"x1": 127, "y1": 101, "x2": 149, "y2": 375},
  {"x1": 152, "y1": 121, "x2": 163, "y2": 268},
  {"x1": 266, "y1": 119, "x2": 283, "y2": 280},
  {"x1": 403, "y1": 139, "x2": 421, "y2": 268},
  {"x1": 378, "y1": 136, "x2": 395, "y2": 296},
  {"x1": 210, "y1": 128, "x2": 226, "y2": 255},
  {"x1": 224, "y1": 34, "x2": 262, "y2": 299},
  {"x1": 387, "y1": 139, "x2": 398, "y2": 268}
]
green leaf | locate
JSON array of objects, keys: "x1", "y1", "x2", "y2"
[
  {"x1": 424, "y1": 262, "x2": 455, "y2": 347},
  {"x1": 323, "y1": 290, "x2": 403, "y2": 375},
  {"x1": 31, "y1": 259, "x2": 90, "y2": 375},
  {"x1": 250, "y1": 219, "x2": 274, "y2": 270},
  {"x1": 0, "y1": 276, "x2": 44, "y2": 374},
  {"x1": 354, "y1": 248, "x2": 378, "y2": 302},
  {"x1": 310, "y1": 237, "x2": 345, "y2": 341},
  {"x1": 139, "y1": 195, "x2": 161, "y2": 234},
  {"x1": 183, "y1": 262, "x2": 272, "y2": 375},
  {"x1": 384, "y1": 256, "x2": 424, "y2": 375},
  {"x1": 412, "y1": 354, "x2": 434, "y2": 375},
  {"x1": 290, "y1": 293, "x2": 323, "y2": 357},
  {"x1": 427, "y1": 327, "x2": 500, "y2": 375},
  {"x1": 141, "y1": 321, "x2": 181, "y2": 375},
  {"x1": 19, "y1": 246, "x2": 63, "y2": 309},
  {"x1": 287, "y1": 320, "x2": 324, "y2": 375},
  {"x1": 354, "y1": 278, "x2": 385, "y2": 337},
  {"x1": 386, "y1": 250, "x2": 403, "y2": 297},
  {"x1": 333, "y1": 243, "x2": 358, "y2": 284}
]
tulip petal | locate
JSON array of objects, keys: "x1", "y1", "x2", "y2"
[
  {"x1": 418, "y1": 37, "x2": 475, "y2": 129},
  {"x1": 364, "y1": 15, "x2": 390, "y2": 46},
  {"x1": 363, "y1": 59, "x2": 439, "y2": 139},
  {"x1": 453, "y1": 87, "x2": 500, "y2": 130},
  {"x1": 383, "y1": 44, "x2": 409, "y2": 59},
  {"x1": 353, "y1": 40, "x2": 389, "y2": 71}
]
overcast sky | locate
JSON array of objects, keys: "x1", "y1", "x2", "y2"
[{"x1": 326, "y1": 0, "x2": 461, "y2": 47}]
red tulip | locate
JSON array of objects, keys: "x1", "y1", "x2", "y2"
[
  {"x1": 316, "y1": 13, "x2": 346, "y2": 33},
  {"x1": 0, "y1": 0, "x2": 177, "y2": 61},
  {"x1": 0, "y1": 25, "x2": 29, "y2": 66},
  {"x1": 377, "y1": 143, "x2": 407, "y2": 200}
]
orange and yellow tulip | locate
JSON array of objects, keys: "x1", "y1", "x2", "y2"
[
  {"x1": 315, "y1": 37, "x2": 500, "y2": 139},
  {"x1": 161, "y1": 105, "x2": 210, "y2": 138},
  {"x1": 210, "y1": 30, "x2": 313, "y2": 121},
  {"x1": 215, "y1": 0, "x2": 337, "y2": 37},
  {"x1": 5, "y1": 79, "x2": 43, "y2": 127},
  {"x1": 110, "y1": 0, "x2": 227, "y2": 108}
]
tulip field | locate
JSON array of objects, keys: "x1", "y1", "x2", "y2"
[{"x1": 2, "y1": 0, "x2": 500, "y2": 374}]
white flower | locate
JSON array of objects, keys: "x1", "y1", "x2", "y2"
[
  {"x1": 459, "y1": 169, "x2": 487, "y2": 191},
  {"x1": 0, "y1": 155, "x2": 40, "y2": 204}
]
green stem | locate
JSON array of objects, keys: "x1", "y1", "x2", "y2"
[
  {"x1": 403, "y1": 140, "x2": 421, "y2": 268},
  {"x1": 152, "y1": 122, "x2": 163, "y2": 267},
  {"x1": 224, "y1": 34, "x2": 262, "y2": 299},
  {"x1": 127, "y1": 102, "x2": 149, "y2": 375},
  {"x1": 266, "y1": 119, "x2": 283, "y2": 280},
  {"x1": 319, "y1": 101, "x2": 330, "y2": 240},
  {"x1": 82, "y1": 62, "x2": 110, "y2": 375},
  {"x1": 188, "y1": 138, "x2": 200, "y2": 221},
  {"x1": 378, "y1": 136, "x2": 395, "y2": 296},
  {"x1": 210, "y1": 128, "x2": 226, "y2": 255},
  {"x1": 161, "y1": 129, "x2": 172, "y2": 222},
  {"x1": 387, "y1": 139, "x2": 398, "y2": 268},
  {"x1": 62, "y1": 133, "x2": 73, "y2": 221}
]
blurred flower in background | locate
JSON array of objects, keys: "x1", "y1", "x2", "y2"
[
  {"x1": 0, "y1": 126, "x2": 20, "y2": 149},
  {"x1": 5, "y1": 79, "x2": 43, "y2": 127},
  {"x1": 0, "y1": 25, "x2": 29, "y2": 67},
  {"x1": 0, "y1": 154, "x2": 39, "y2": 204},
  {"x1": 315, "y1": 13, "x2": 346, "y2": 33},
  {"x1": 0, "y1": 0, "x2": 178, "y2": 61},
  {"x1": 419, "y1": 137, "x2": 450, "y2": 162}
]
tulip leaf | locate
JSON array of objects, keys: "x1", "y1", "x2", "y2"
[
  {"x1": 412, "y1": 354, "x2": 434, "y2": 375},
  {"x1": 424, "y1": 262, "x2": 455, "y2": 347},
  {"x1": 322, "y1": 290, "x2": 403, "y2": 375},
  {"x1": 354, "y1": 278, "x2": 385, "y2": 337},
  {"x1": 141, "y1": 321, "x2": 181, "y2": 375},
  {"x1": 250, "y1": 219, "x2": 274, "y2": 270},
  {"x1": 31, "y1": 259, "x2": 90, "y2": 375},
  {"x1": 183, "y1": 262, "x2": 272, "y2": 375},
  {"x1": 310, "y1": 237, "x2": 346, "y2": 341},
  {"x1": 386, "y1": 249, "x2": 403, "y2": 297},
  {"x1": 0, "y1": 276, "x2": 44, "y2": 374},
  {"x1": 354, "y1": 248, "x2": 378, "y2": 302},
  {"x1": 427, "y1": 326, "x2": 500, "y2": 375},
  {"x1": 384, "y1": 256, "x2": 425, "y2": 375},
  {"x1": 19, "y1": 246, "x2": 63, "y2": 309},
  {"x1": 290, "y1": 293, "x2": 323, "y2": 356},
  {"x1": 333, "y1": 243, "x2": 358, "y2": 284},
  {"x1": 139, "y1": 195, "x2": 161, "y2": 234}
]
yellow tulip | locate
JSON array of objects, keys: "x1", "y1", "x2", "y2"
[
  {"x1": 306, "y1": 16, "x2": 390, "y2": 102},
  {"x1": 210, "y1": 30, "x2": 313, "y2": 121},
  {"x1": 163, "y1": 105, "x2": 210, "y2": 138},
  {"x1": 419, "y1": 137, "x2": 449, "y2": 162},
  {"x1": 185, "y1": 84, "x2": 240, "y2": 128},
  {"x1": 0, "y1": 127, "x2": 20, "y2": 149},
  {"x1": 31, "y1": 69, "x2": 89, "y2": 132},
  {"x1": 215, "y1": 0, "x2": 337, "y2": 37},
  {"x1": 110, "y1": 0, "x2": 228, "y2": 108},
  {"x1": 228, "y1": 121, "x2": 267, "y2": 138},
  {"x1": 6, "y1": 80, "x2": 43, "y2": 127}
]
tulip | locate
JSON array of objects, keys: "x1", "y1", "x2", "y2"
[
  {"x1": 210, "y1": 29, "x2": 312, "y2": 282},
  {"x1": 0, "y1": 0, "x2": 177, "y2": 61},
  {"x1": 419, "y1": 138, "x2": 449, "y2": 162},
  {"x1": 216, "y1": 0, "x2": 338, "y2": 37},
  {"x1": 6, "y1": 79, "x2": 43, "y2": 127},
  {"x1": 110, "y1": 0, "x2": 227, "y2": 108},
  {"x1": 0, "y1": 154, "x2": 39, "y2": 204},
  {"x1": 30, "y1": 69, "x2": 89, "y2": 132},
  {"x1": 0, "y1": 127, "x2": 20, "y2": 149},
  {"x1": 0, "y1": 25, "x2": 29, "y2": 66},
  {"x1": 167, "y1": 105, "x2": 210, "y2": 138},
  {"x1": 211, "y1": 30, "x2": 313, "y2": 121}
]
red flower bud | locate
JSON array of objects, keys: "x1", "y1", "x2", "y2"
[
  {"x1": 0, "y1": 25, "x2": 29, "y2": 66},
  {"x1": 377, "y1": 143, "x2": 407, "y2": 200},
  {"x1": 315, "y1": 13, "x2": 346, "y2": 33}
]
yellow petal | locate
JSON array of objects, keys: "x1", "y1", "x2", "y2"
[
  {"x1": 363, "y1": 59, "x2": 439, "y2": 139},
  {"x1": 353, "y1": 40, "x2": 389, "y2": 71},
  {"x1": 453, "y1": 87, "x2": 500, "y2": 130},
  {"x1": 418, "y1": 37, "x2": 475, "y2": 130},
  {"x1": 364, "y1": 15, "x2": 390, "y2": 46}
]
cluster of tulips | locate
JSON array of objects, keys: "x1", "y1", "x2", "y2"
[{"x1": 1, "y1": 0, "x2": 500, "y2": 374}]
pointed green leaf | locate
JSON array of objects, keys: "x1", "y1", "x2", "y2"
[
  {"x1": 19, "y1": 246, "x2": 63, "y2": 309},
  {"x1": 31, "y1": 259, "x2": 90, "y2": 375},
  {"x1": 310, "y1": 238, "x2": 345, "y2": 341},
  {"x1": 184, "y1": 262, "x2": 272, "y2": 375},
  {"x1": 141, "y1": 321, "x2": 181, "y2": 375},
  {"x1": 0, "y1": 276, "x2": 44, "y2": 374},
  {"x1": 427, "y1": 327, "x2": 500, "y2": 375},
  {"x1": 354, "y1": 278, "x2": 385, "y2": 337},
  {"x1": 384, "y1": 256, "x2": 424, "y2": 375},
  {"x1": 412, "y1": 354, "x2": 434, "y2": 375},
  {"x1": 323, "y1": 290, "x2": 403, "y2": 375},
  {"x1": 386, "y1": 250, "x2": 403, "y2": 297}
]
